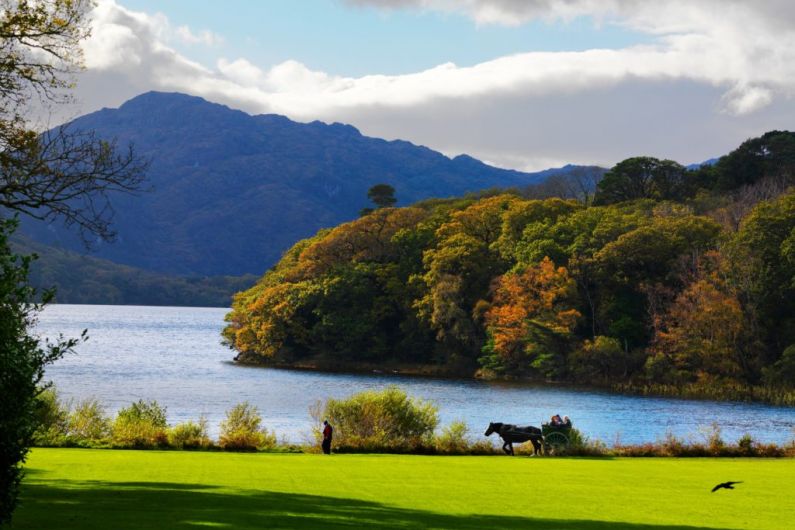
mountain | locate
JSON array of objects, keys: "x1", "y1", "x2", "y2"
[
  {"x1": 686, "y1": 157, "x2": 720, "y2": 170},
  {"x1": 11, "y1": 234, "x2": 256, "y2": 307},
  {"x1": 20, "y1": 91, "x2": 596, "y2": 276}
]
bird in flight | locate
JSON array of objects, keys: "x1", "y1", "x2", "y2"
[{"x1": 711, "y1": 481, "x2": 743, "y2": 492}]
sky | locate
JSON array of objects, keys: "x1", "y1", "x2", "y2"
[{"x1": 68, "y1": 0, "x2": 795, "y2": 171}]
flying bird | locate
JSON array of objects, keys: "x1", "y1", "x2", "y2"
[{"x1": 711, "y1": 481, "x2": 743, "y2": 492}]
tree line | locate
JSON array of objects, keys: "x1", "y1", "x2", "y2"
[{"x1": 225, "y1": 131, "x2": 795, "y2": 400}]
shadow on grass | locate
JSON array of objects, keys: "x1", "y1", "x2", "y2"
[{"x1": 12, "y1": 479, "x2": 729, "y2": 530}]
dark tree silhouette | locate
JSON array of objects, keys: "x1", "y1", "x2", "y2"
[{"x1": 368, "y1": 183, "x2": 397, "y2": 208}]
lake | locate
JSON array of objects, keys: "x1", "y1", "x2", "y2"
[{"x1": 35, "y1": 304, "x2": 795, "y2": 445}]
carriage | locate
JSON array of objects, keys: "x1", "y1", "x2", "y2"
[
  {"x1": 541, "y1": 420, "x2": 572, "y2": 452},
  {"x1": 485, "y1": 418, "x2": 573, "y2": 455}
]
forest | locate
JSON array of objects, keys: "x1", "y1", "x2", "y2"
[{"x1": 223, "y1": 131, "x2": 795, "y2": 401}]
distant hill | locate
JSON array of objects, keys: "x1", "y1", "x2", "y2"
[
  {"x1": 20, "y1": 91, "x2": 601, "y2": 276},
  {"x1": 11, "y1": 234, "x2": 256, "y2": 307},
  {"x1": 686, "y1": 157, "x2": 720, "y2": 170}
]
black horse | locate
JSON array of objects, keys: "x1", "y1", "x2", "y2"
[{"x1": 485, "y1": 422, "x2": 543, "y2": 456}]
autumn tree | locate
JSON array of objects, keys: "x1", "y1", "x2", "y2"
[
  {"x1": 418, "y1": 195, "x2": 517, "y2": 358},
  {"x1": 645, "y1": 273, "x2": 745, "y2": 386},
  {"x1": 480, "y1": 257, "x2": 580, "y2": 377},
  {"x1": 294, "y1": 207, "x2": 427, "y2": 278},
  {"x1": 592, "y1": 213, "x2": 722, "y2": 350}
]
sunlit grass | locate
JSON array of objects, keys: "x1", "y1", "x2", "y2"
[{"x1": 11, "y1": 448, "x2": 795, "y2": 530}]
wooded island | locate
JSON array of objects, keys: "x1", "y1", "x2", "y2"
[{"x1": 224, "y1": 131, "x2": 795, "y2": 403}]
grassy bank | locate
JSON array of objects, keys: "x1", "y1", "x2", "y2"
[{"x1": 11, "y1": 448, "x2": 795, "y2": 530}]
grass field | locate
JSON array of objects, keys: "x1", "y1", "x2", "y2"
[{"x1": 10, "y1": 449, "x2": 795, "y2": 530}]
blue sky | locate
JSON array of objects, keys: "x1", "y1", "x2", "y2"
[
  {"x1": 75, "y1": 1, "x2": 795, "y2": 170},
  {"x1": 121, "y1": 0, "x2": 650, "y2": 76}
]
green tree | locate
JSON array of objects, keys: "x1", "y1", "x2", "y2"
[
  {"x1": 1, "y1": 219, "x2": 84, "y2": 523},
  {"x1": 568, "y1": 336, "x2": 631, "y2": 383},
  {"x1": 361, "y1": 183, "x2": 397, "y2": 215},
  {"x1": 712, "y1": 130, "x2": 795, "y2": 191},
  {"x1": 595, "y1": 157, "x2": 688, "y2": 205},
  {"x1": 0, "y1": 1, "x2": 146, "y2": 522},
  {"x1": 726, "y1": 191, "x2": 795, "y2": 361},
  {"x1": 368, "y1": 183, "x2": 397, "y2": 208},
  {"x1": 763, "y1": 344, "x2": 795, "y2": 387}
]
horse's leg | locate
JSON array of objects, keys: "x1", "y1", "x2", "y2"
[
  {"x1": 531, "y1": 437, "x2": 541, "y2": 456},
  {"x1": 502, "y1": 441, "x2": 511, "y2": 455},
  {"x1": 509, "y1": 442, "x2": 514, "y2": 456}
]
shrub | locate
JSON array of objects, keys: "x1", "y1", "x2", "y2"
[
  {"x1": 32, "y1": 388, "x2": 70, "y2": 446},
  {"x1": 68, "y1": 398, "x2": 111, "y2": 444},
  {"x1": 167, "y1": 418, "x2": 211, "y2": 449},
  {"x1": 219, "y1": 402, "x2": 276, "y2": 451},
  {"x1": 112, "y1": 400, "x2": 168, "y2": 448},
  {"x1": 312, "y1": 386, "x2": 438, "y2": 452},
  {"x1": 736, "y1": 433, "x2": 756, "y2": 456},
  {"x1": 561, "y1": 428, "x2": 607, "y2": 456},
  {"x1": 467, "y1": 439, "x2": 502, "y2": 455},
  {"x1": 434, "y1": 421, "x2": 469, "y2": 454},
  {"x1": 660, "y1": 432, "x2": 688, "y2": 456}
]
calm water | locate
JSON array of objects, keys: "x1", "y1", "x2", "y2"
[{"x1": 35, "y1": 304, "x2": 795, "y2": 445}]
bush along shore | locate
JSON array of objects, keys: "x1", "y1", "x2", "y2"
[{"x1": 32, "y1": 387, "x2": 795, "y2": 457}]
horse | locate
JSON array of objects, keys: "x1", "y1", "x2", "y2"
[{"x1": 485, "y1": 422, "x2": 543, "y2": 456}]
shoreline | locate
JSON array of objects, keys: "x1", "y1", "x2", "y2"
[{"x1": 232, "y1": 352, "x2": 795, "y2": 407}]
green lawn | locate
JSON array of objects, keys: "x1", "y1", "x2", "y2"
[{"x1": 10, "y1": 448, "x2": 795, "y2": 530}]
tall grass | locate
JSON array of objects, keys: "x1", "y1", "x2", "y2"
[{"x1": 613, "y1": 381, "x2": 795, "y2": 406}]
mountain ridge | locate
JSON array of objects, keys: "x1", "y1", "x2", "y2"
[{"x1": 20, "y1": 91, "x2": 603, "y2": 277}]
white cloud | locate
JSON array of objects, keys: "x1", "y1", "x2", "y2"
[
  {"x1": 175, "y1": 25, "x2": 224, "y2": 46},
  {"x1": 74, "y1": 0, "x2": 795, "y2": 170},
  {"x1": 721, "y1": 85, "x2": 775, "y2": 116}
]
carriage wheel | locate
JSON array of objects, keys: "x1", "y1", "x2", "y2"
[{"x1": 544, "y1": 431, "x2": 569, "y2": 454}]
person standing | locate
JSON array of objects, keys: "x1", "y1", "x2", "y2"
[{"x1": 321, "y1": 420, "x2": 333, "y2": 454}]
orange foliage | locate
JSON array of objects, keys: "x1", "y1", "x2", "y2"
[
  {"x1": 484, "y1": 257, "x2": 580, "y2": 362},
  {"x1": 651, "y1": 272, "x2": 745, "y2": 382}
]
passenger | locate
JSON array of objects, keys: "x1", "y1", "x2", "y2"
[
  {"x1": 551, "y1": 414, "x2": 563, "y2": 426},
  {"x1": 563, "y1": 416, "x2": 571, "y2": 427}
]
